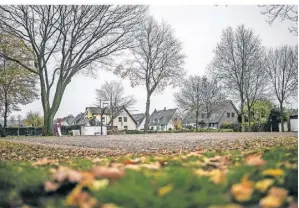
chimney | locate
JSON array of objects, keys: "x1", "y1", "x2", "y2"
[{"x1": 164, "y1": 107, "x2": 166, "y2": 110}]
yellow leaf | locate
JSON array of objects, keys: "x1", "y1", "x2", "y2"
[
  {"x1": 193, "y1": 169, "x2": 211, "y2": 177},
  {"x1": 231, "y1": 175, "x2": 254, "y2": 202},
  {"x1": 90, "y1": 179, "x2": 109, "y2": 191},
  {"x1": 255, "y1": 179, "x2": 274, "y2": 193},
  {"x1": 262, "y1": 169, "x2": 284, "y2": 177},
  {"x1": 259, "y1": 187, "x2": 288, "y2": 208},
  {"x1": 210, "y1": 169, "x2": 226, "y2": 185},
  {"x1": 158, "y1": 184, "x2": 173, "y2": 197},
  {"x1": 208, "y1": 204, "x2": 242, "y2": 208},
  {"x1": 259, "y1": 195, "x2": 283, "y2": 208}
]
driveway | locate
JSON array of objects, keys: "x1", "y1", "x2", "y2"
[{"x1": 2, "y1": 132, "x2": 297, "y2": 153}]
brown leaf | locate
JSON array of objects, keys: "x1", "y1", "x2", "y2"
[
  {"x1": 245, "y1": 154, "x2": 266, "y2": 167},
  {"x1": 123, "y1": 158, "x2": 142, "y2": 165},
  {"x1": 92, "y1": 166, "x2": 125, "y2": 180},
  {"x1": 44, "y1": 181, "x2": 60, "y2": 192},
  {"x1": 33, "y1": 158, "x2": 58, "y2": 166}
]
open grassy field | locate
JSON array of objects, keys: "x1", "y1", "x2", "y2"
[{"x1": 0, "y1": 135, "x2": 297, "y2": 208}]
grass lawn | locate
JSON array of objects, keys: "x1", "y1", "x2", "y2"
[{"x1": 0, "y1": 138, "x2": 297, "y2": 208}]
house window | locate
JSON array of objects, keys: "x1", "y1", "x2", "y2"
[
  {"x1": 232, "y1": 113, "x2": 235, "y2": 118},
  {"x1": 124, "y1": 126, "x2": 128, "y2": 130},
  {"x1": 102, "y1": 117, "x2": 105, "y2": 122},
  {"x1": 124, "y1": 117, "x2": 127, "y2": 122},
  {"x1": 202, "y1": 114, "x2": 205, "y2": 118},
  {"x1": 118, "y1": 117, "x2": 122, "y2": 122},
  {"x1": 227, "y1": 113, "x2": 230, "y2": 118}
]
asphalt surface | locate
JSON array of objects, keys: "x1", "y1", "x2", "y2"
[{"x1": 3, "y1": 132, "x2": 297, "y2": 153}]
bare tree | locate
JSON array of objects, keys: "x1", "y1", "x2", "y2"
[
  {"x1": 0, "y1": 33, "x2": 38, "y2": 134},
  {"x1": 95, "y1": 80, "x2": 136, "y2": 127},
  {"x1": 200, "y1": 76, "x2": 226, "y2": 129},
  {"x1": 0, "y1": 5, "x2": 147, "y2": 135},
  {"x1": 259, "y1": 5, "x2": 298, "y2": 35},
  {"x1": 174, "y1": 76, "x2": 202, "y2": 130},
  {"x1": 208, "y1": 25, "x2": 265, "y2": 132},
  {"x1": 265, "y1": 45, "x2": 298, "y2": 132},
  {"x1": 243, "y1": 48, "x2": 268, "y2": 131},
  {"x1": 114, "y1": 16, "x2": 186, "y2": 132}
]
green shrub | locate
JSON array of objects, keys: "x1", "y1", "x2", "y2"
[{"x1": 220, "y1": 122, "x2": 233, "y2": 129}]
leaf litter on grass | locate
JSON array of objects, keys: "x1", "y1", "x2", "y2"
[{"x1": 0, "y1": 137, "x2": 297, "y2": 208}]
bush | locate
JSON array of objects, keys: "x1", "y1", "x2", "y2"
[{"x1": 220, "y1": 122, "x2": 233, "y2": 129}]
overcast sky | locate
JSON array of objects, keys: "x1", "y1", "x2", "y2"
[{"x1": 14, "y1": 5, "x2": 298, "y2": 119}]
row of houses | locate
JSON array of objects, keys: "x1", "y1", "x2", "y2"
[{"x1": 56, "y1": 100, "x2": 239, "y2": 131}]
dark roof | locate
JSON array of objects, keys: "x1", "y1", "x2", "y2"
[
  {"x1": 149, "y1": 108, "x2": 178, "y2": 126},
  {"x1": 182, "y1": 100, "x2": 238, "y2": 124},
  {"x1": 131, "y1": 113, "x2": 145, "y2": 126},
  {"x1": 74, "y1": 113, "x2": 86, "y2": 126},
  {"x1": 63, "y1": 115, "x2": 74, "y2": 125},
  {"x1": 86, "y1": 106, "x2": 122, "y2": 116}
]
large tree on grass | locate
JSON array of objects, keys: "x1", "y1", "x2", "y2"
[
  {"x1": 114, "y1": 16, "x2": 186, "y2": 132},
  {"x1": 95, "y1": 80, "x2": 136, "y2": 127},
  {"x1": 0, "y1": 5, "x2": 147, "y2": 135},
  {"x1": 208, "y1": 25, "x2": 265, "y2": 132}
]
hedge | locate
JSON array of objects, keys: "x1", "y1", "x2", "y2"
[{"x1": 0, "y1": 127, "x2": 43, "y2": 136}]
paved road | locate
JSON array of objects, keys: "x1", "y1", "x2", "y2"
[{"x1": 3, "y1": 132, "x2": 297, "y2": 153}]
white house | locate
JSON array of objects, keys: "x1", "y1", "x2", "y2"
[
  {"x1": 85, "y1": 106, "x2": 137, "y2": 130},
  {"x1": 148, "y1": 108, "x2": 183, "y2": 131},
  {"x1": 290, "y1": 111, "x2": 298, "y2": 131}
]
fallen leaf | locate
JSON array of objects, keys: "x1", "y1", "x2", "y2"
[
  {"x1": 158, "y1": 184, "x2": 173, "y2": 197},
  {"x1": 210, "y1": 169, "x2": 226, "y2": 185},
  {"x1": 52, "y1": 166, "x2": 82, "y2": 183},
  {"x1": 260, "y1": 195, "x2": 283, "y2": 208},
  {"x1": 208, "y1": 204, "x2": 243, "y2": 208},
  {"x1": 90, "y1": 179, "x2": 109, "y2": 191},
  {"x1": 245, "y1": 154, "x2": 266, "y2": 166},
  {"x1": 259, "y1": 187, "x2": 288, "y2": 208},
  {"x1": 92, "y1": 166, "x2": 125, "y2": 180},
  {"x1": 255, "y1": 179, "x2": 274, "y2": 193},
  {"x1": 262, "y1": 169, "x2": 284, "y2": 177},
  {"x1": 123, "y1": 158, "x2": 142, "y2": 165},
  {"x1": 125, "y1": 164, "x2": 141, "y2": 171},
  {"x1": 140, "y1": 162, "x2": 161, "y2": 170},
  {"x1": 231, "y1": 175, "x2": 254, "y2": 202},
  {"x1": 102, "y1": 203, "x2": 120, "y2": 208},
  {"x1": 268, "y1": 187, "x2": 288, "y2": 200},
  {"x1": 44, "y1": 181, "x2": 60, "y2": 192},
  {"x1": 33, "y1": 158, "x2": 58, "y2": 166},
  {"x1": 65, "y1": 185, "x2": 97, "y2": 208}
]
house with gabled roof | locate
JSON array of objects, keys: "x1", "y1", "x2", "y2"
[
  {"x1": 148, "y1": 107, "x2": 183, "y2": 131},
  {"x1": 182, "y1": 100, "x2": 239, "y2": 129},
  {"x1": 131, "y1": 113, "x2": 146, "y2": 130},
  {"x1": 85, "y1": 106, "x2": 137, "y2": 130}
]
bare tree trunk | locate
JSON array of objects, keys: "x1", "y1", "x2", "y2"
[
  {"x1": 144, "y1": 94, "x2": 151, "y2": 133},
  {"x1": 3, "y1": 99, "x2": 8, "y2": 136},
  {"x1": 247, "y1": 103, "x2": 252, "y2": 132},
  {"x1": 240, "y1": 100, "x2": 245, "y2": 132},
  {"x1": 280, "y1": 101, "x2": 284, "y2": 132},
  {"x1": 195, "y1": 109, "x2": 199, "y2": 131}
]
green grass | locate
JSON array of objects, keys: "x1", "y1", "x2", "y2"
[{"x1": 0, "y1": 140, "x2": 297, "y2": 208}]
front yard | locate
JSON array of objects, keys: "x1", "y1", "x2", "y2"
[{"x1": 0, "y1": 136, "x2": 297, "y2": 208}]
